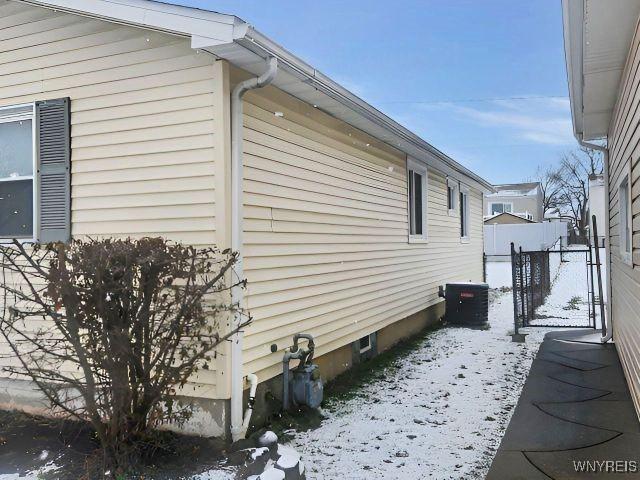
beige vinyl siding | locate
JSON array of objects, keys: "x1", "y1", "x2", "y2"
[
  {"x1": 236, "y1": 73, "x2": 484, "y2": 381},
  {"x1": 606, "y1": 13, "x2": 640, "y2": 417},
  {"x1": 0, "y1": 1, "x2": 228, "y2": 398}
]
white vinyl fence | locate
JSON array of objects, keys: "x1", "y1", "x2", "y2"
[{"x1": 484, "y1": 222, "x2": 568, "y2": 258}]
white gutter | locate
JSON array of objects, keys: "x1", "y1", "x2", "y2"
[
  {"x1": 577, "y1": 136, "x2": 612, "y2": 343},
  {"x1": 20, "y1": 0, "x2": 493, "y2": 193},
  {"x1": 230, "y1": 57, "x2": 278, "y2": 442},
  {"x1": 236, "y1": 27, "x2": 494, "y2": 194}
]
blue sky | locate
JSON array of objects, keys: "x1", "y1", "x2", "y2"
[{"x1": 172, "y1": 0, "x2": 576, "y2": 184}]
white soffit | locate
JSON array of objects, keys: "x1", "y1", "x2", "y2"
[
  {"x1": 564, "y1": 0, "x2": 640, "y2": 140},
  {"x1": 18, "y1": 0, "x2": 494, "y2": 192}
]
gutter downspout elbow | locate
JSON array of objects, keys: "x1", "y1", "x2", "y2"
[
  {"x1": 238, "y1": 373, "x2": 258, "y2": 439},
  {"x1": 577, "y1": 135, "x2": 612, "y2": 343},
  {"x1": 230, "y1": 57, "x2": 278, "y2": 443}
]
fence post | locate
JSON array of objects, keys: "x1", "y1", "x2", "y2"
[
  {"x1": 483, "y1": 252, "x2": 487, "y2": 283},
  {"x1": 519, "y1": 246, "x2": 527, "y2": 326},
  {"x1": 587, "y1": 235, "x2": 597, "y2": 329},
  {"x1": 511, "y1": 242, "x2": 519, "y2": 336},
  {"x1": 592, "y1": 215, "x2": 607, "y2": 335}
]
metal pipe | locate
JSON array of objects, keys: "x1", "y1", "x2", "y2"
[
  {"x1": 282, "y1": 333, "x2": 315, "y2": 410},
  {"x1": 292, "y1": 333, "x2": 315, "y2": 362},
  {"x1": 230, "y1": 57, "x2": 278, "y2": 443},
  {"x1": 282, "y1": 350, "x2": 305, "y2": 410},
  {"x1": 592, "y1": 215, "x2": 607, "y2": 335},
  {"x1": 577, "y1": 135, "x2": 612, "y2": 343}
]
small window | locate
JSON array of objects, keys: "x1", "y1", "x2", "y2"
[
  {"x1": 0, "y1": 105, "x2": 35, "y2": 240},
  {"x1": 490, "y1": 202, "x2": 512, "y2": 215},
  {"x1": 407, "y1": 159, "x2": 427, "y2": 241},
  {"x1": 359, "y1": 334, "x2": 372, "y2": 353},
  {"x1": 447, "y1": 178, "x2": 458, "y2": 215},
  {"x1": 619, "y1": 172, "x2": 632, "y2": 263},
  {"x1": 460, "y1": 188, "x2": 470, "y2": 239}
]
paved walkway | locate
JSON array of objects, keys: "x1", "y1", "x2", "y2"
[{"x1": 487, "y1": 329, "x2": 640, "y2": 479}]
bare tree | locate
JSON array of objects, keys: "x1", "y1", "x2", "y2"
[
  {"x1": 0, "y1": 237, "x2": 248, "y2": 474},
  {"x1": 556, "y1": 146, "x2": 603, "y2": 237},
  {"x1": 533, "y1": 164, "x2": 564, "y2": 214}
]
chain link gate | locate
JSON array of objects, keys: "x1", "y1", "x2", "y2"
[{"x1": 511, "y1": 242, "x2": 599, "y2": 335}]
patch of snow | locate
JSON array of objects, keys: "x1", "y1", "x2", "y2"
[
  {"x1": 486, "y1": 261, "x2": 513, "y2": 289},
  {"x1": 0, "y1": 460, "x2": 59, "y2": 480},
  {"x1": 276, "y1": 454, "x2": 299, "y2": 470},
  {"x1": 251, "y1": 447, "x2": 270, "y2": 461},
  {"x1": 532, "y1": 249, "x2": 603, "y2": 328},
  {"x1": 288, "y1": 255, "x2": 590, "y2": 479},
  {"x1": 258, "y1": 430, "x2": 278, "y2": 446},
  {"x1": 190, "y1": 468, "x2": 236, "y2": 480},
  {"x1": 277, "y1": 444, "x2": 300, "y2": 462},
  {"x1": 258, "y1": 466, "x2": 285, "y2": 480}
]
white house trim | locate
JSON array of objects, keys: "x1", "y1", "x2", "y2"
[{"x1": 17, "y1": 0, "x2": 493, "y2": 194}]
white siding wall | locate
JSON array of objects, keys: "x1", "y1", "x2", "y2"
[
  {"x1": 237, "y1": 79, "x2": 484, "y2": 381},
  {"x1": 0, "y1": 1, "x2": 228, "y2": 399},
  {"x1": 607, "y1": 12, "x2": 640, "y2": 417}
]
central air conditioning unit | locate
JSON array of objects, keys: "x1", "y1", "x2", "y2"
[{"x1": 439, "y1": 282, "x2": 489, "y2": 326}]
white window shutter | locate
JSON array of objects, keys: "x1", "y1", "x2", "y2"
[{"x1": 36, "y1": 98, "x2": 70, "y2": 243}]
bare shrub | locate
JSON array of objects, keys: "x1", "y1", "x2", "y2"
[{"x1": 0, "y1": 237, "x2": 248, "y2": 474}]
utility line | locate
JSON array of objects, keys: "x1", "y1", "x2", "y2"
[{"x1": 376, "y1": 95, "x2": 568, "y2": 105}]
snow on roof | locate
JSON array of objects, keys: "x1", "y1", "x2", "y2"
[{"x1": 487, "y1": 182, "x2": 540, "y2": 197}]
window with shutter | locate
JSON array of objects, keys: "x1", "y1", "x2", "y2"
[
  {"x1": 36, "y1": 98, "x2": 70, "y2": 243},
  {"x1": 0, "y1": 104, "x2": 35, "y2": 240}
]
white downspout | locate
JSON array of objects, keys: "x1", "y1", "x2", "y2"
[
  {"x1": 577, "y1": 135, "x2": 612, "y2": 343},
  {"x1": 230, "y1": 57, "x2": 278, "y2": 442}
]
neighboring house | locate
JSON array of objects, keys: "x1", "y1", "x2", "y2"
[
  {"x1": 484, "y1": 182, "x2": 544, "y2": 222},
  {"x1": 563, "y1": 0, "x2": 640, "y2": 419},
  {"x1": 0, "y1": 0, "x2": 493, "y2": 439},
  {"x1": 484, "y1": 212, "x2": 534, "y2": 225},
  {"x1": 588, "y1": 174, "x2": 606, "y2": 246}
]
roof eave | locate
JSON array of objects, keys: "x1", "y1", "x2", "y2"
[
  {"x1": 16, "y1": 0, "x2": 495, "y2": 192},
  {"x1": 562, "y1": 0, "x2": 586, "y2": 141},
  {"x1": 235, "y1": 26, "x2": 494, "y2": 193}
]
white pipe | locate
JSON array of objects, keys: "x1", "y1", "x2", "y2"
[
  {"x1": 230, "y1": 57, "x2": 278, "y2": 442},
  {"x1": 577, "y1": 135, "x2": 612, "y2": 343},
  {"x1": 237, "y1": 373, "x2": 258, "y2": 439}
]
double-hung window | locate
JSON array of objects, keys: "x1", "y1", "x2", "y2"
[
  {"x1": 407, "y1": 158, "x2": 428, "y2": 242},
  {"x1": 460, "y1": 186, "x2": 470, "y2": 241},
  {"x1": 0, "y1": 99, "x2": 70, "y2": 243},
  {"x1": 0, "y1": 105, "x2": 35, "y2": 240},
  {"x1": 619, "y1": 166, "x2": 632, "y2": 265},
  {"x1": 447, "y1": 178, "x2": 458, "y2": 215}
]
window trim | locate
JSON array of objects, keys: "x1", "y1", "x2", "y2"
[
  {"x1": 618, "y1": 161, "x2": 633, "y2": 266},
  {"x1": 407, "y1": 157, "x2": 428, "y2": 243},
  {"x1": 358, "y1": 334, "x2": 372, "y2": 354},
  {"x1": 460, "y1": 185, "x2": 470, "y2": 243},
  {"x1": 447, "y1": 177, "x2": 459, "y2": 216},
  {"x1": 488, "y1": 201, "x2": 513, "y2": 216},
  {"x1": 0, "y1": 103, "x2": 37, "y2": 243}
]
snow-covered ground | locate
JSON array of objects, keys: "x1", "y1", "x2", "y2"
[
  {"x1": 485, "y1": 260, "x2": 512, "y2": 289},
  {"x1": 532, "y1": 249, "x2": 593, "y2": 327},
  {"x1": 0, "y1": 253, "x2": 596, "y2": 480},
  {"x1": 287, "y1": 257, "x2": 589, "y2": 480}
]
